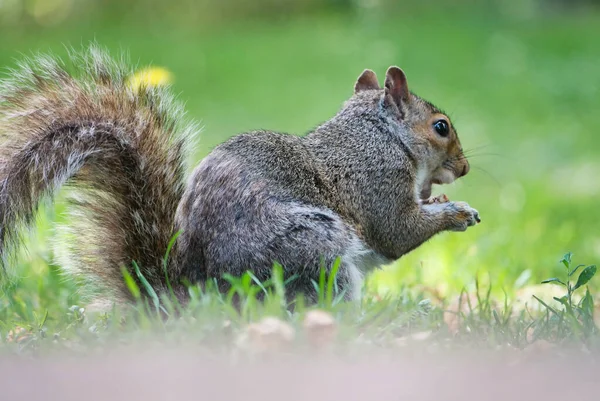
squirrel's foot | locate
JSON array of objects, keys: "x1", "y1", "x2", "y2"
[
  {"x1": 421, "y1": 193, "x2": 449, "y2": 205},
  {"x1": 446, "y1": 201, "x2": 481, "y2": 232}
]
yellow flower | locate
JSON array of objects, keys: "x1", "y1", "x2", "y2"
[{"x1": 127, "y1": 67, "x2": 173, "y2": 91}]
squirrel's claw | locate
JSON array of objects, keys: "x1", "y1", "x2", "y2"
[{"x1": 421, "y1": 194, "x2": 449, "y2": 205}]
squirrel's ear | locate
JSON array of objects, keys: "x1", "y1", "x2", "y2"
[
  {"x1": 354, "y1": 69, "x2": 380, "y2": 93},
  {"x1": 384, "y1": 66, "x2": 410, "y2": 105}
]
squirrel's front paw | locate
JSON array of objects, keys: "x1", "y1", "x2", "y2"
[{"x1": 446, "y1": 201, "x2": 481, "y2": 232}]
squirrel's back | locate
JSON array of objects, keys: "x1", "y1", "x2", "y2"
[{"x1": 174, "y1": 130, "x2": 347, "y2": 288}]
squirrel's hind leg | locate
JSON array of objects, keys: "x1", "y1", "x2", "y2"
[
  {"x1": 260, "y1": 201, "x2": 370, "y2": 303},
  {"x1": 192, "y1": 200, "x2": 370, "y2": 304}
]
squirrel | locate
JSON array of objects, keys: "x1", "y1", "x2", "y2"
[{"x1": 0, "y1": 47, "x2": 480, "y2": 308}]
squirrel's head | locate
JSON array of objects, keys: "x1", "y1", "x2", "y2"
[{"x1": 351, "y1": 66, "x2": 469, "y2": 200}]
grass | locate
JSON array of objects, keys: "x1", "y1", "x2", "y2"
[
  {"x1": 1, "y1": 1, "x2": 600, "y2": 354},
  {"x1": 2, "y1": 251, "x2": 598, "y2": 356}
]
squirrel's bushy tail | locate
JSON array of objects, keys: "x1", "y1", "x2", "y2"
[{"x1": 0, "y1": 46, "x2": 197, "y2": 305}]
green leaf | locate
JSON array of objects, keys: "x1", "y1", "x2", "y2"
[
  {"x1": 553, "y1": 296, "x2": 574, "y2": 315},
  {"x1": 580, "y1": 288, "x2": 594, "y2": 315},
  {"x1": 541, "y1": 278, "x2": 566, "y2": 286},
  {"x1": 311, "y1": 279, "x2": 320, "y2": 295},
  {"x1": 553, "y1": 296, "x2": 568, "y2": 306},
  {"x1": 247, "y1": 271, "x2": 269, "y2": 298},
  {"x1": 241, "y1": 272, "x2": 252, "y2": 292},
  {"x1": 568, "y1": 264, "x2": 586, "y2": 277},
  {"x1": 560, "y1": 252, "x2": 572, "y2": 268},
  {"x1": 492, "y1": 309, "x2": 501, "y2": 325},
  {"x1": 318, "y1": 264, "x2": 326, "y2": 306},
  {"x1": 332, "y1": 289, "x2": 347, "y2": 306},
  {"x1": 122, "y1": 267, "x2": 141, "y2": 299},
  {"x1": 133, "y1": 261, "x2": 161, "y2": 313},
  {"x1": 532, "y1": 295, "x2": 560, "y2": 316},
  {"x1": 222, "y1": 273, "x2": 239, "y2": 286},
  {"x1": 283, "y1": 274, "x2": 299, "y2": 286},
  {"x1": 163, "y1": 230, "x2": 182, "y2": 300},
  {"x1": 573, "y1": 265, "x2": 597, "y2": 291},
  {"x1": 326, "y1": 257, "x2": 341, "y2": 307},
  {"x1": 270, "y1": 263, "x2": 289, "y2": 311},
  {"x1": 38, "y1": 310, "x2": 49, "y2": 329}
]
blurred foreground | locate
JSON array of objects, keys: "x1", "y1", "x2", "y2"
[{"x1": 2, "y1": 347, "x2": 598, "y2": 401}]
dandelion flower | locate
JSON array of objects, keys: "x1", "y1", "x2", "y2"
[{"x1": 127, "y1": 67, "x2": 173, "y2": 91}]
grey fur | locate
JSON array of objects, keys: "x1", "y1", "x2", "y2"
[{"x1": 0, "y1": 49, "x2": 479, "y2": 307}]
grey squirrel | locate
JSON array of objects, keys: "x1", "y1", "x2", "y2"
[{"x1": 0, "y1": 47, "x2": 480, "y2": 308}]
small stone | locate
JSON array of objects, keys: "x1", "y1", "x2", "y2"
[
  {"x1": 303, "y1": 310, "x2": 338, "y2": 348},
  {"x1": 411, "y1": 330, "x2": 432, "y2": 341},
  {"x1": 237, "y1": 317, "x2": 295, "y2": 353}
]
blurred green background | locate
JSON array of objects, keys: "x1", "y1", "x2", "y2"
[{"x1": 0, "y1": 0, "x2": 598, "y2": 299}]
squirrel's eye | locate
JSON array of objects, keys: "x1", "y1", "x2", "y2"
[{"x1": 433, "y1": 120, "x2": 450, "y2": 137}]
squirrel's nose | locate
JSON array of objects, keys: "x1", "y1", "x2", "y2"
[{"x1": 459, "y1": 163, "x2": 470, "y2": 178}]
